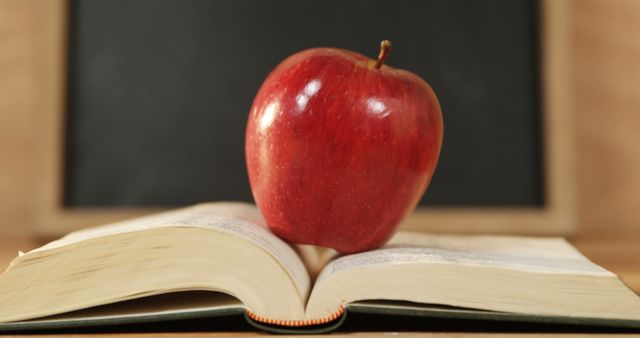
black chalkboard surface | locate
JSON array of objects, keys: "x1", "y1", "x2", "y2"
[{"x1": 64, "y1": 0, "x2": 542, "y2": 208}]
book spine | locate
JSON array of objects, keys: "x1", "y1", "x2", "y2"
[{"x1": 245, "y1": 305, "x2": 345, "y2": 327}]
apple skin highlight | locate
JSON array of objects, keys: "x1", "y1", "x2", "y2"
[{"x1": 246, "y1": 42, "x2": 443, "y2": 253}]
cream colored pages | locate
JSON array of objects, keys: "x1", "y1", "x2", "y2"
[
  {"x1": 25, "y1": 292, "x2": 242, "y2": 324},
  {"x1": 306, "y1": 232, "x2": 638, "y2": 320},
  {"x1": 32, "y1": 202, "x2": 310, "y2": 300},
  {"x1": 316, "y1": 232, "x2": 612, "y2": 284}
]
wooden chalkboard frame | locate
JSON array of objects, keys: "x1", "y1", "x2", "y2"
[{"x1": 33, "y1": 0, "x2": 576, "y2": 237}]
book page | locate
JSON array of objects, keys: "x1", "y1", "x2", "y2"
[
  {"x1": 32, "y1": 202, "x2": 310, "y2": 299},
  {"x1": 37, "y1": 291, "x2": 242, "y2": 322},
  {"x1": 316, "y1": 232, "x2": 612, "y2": 285},
  {"x1": 306, "y1": 232, "x2": 640, "y2": 322},
  {"x1": 293, "y1": 245, "x2": 339, "y2": 282}
]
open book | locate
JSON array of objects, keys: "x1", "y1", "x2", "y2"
[{"x1": 1, "y1": 202, "x2": 640, "y2": 333}]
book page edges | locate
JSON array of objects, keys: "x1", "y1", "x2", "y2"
[{"x1": 0, "y1": 227, "x2": 307, "y2": 323}]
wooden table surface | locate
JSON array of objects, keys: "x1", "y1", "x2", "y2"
[{"x1": 0, "y1": 234, "x2": 638, "y2": 337}]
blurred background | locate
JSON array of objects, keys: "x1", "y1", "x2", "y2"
[
  {"x1": 0, "y1": 0, "x2": 638, "y2": 286},
  {"x1": 61, "y1": 0, "x2": 543, "y2": 209}
]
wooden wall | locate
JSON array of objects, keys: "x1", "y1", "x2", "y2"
[
  {"x1": 0, "y1": 0, "x2": 38, "y2": 236},
  {"x1": 0, "y1": 0, "x2": 639, "y2": 238},
  {"x1": 573, "y1": 0, "x2": 640, "y2": 236}
]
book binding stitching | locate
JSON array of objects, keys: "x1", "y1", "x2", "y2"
[{"x1": 244, "y1": 305, "x2": 345, "y2": 327}]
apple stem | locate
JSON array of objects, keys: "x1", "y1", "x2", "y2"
[{"x1": 374, "y1": 40, "x2": 392, "y2": 69}]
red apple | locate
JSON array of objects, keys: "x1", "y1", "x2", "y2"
[{"x1": 245, "y1": 40, "x2": 443, "y2": 253}]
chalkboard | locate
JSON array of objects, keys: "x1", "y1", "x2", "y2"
[{"x1": 64, "y1": 0, "x2": 543, "y2": 208}]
